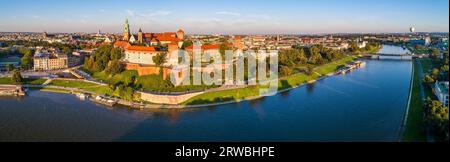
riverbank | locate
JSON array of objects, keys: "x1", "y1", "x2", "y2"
[
  {"x1": 402, "y1": 59, "x2": 427, "y2": 142},
  {"x1": 181, "y1": 55, "x2": 358, "y2": 105},
  {"x1": 0, "y1": 55, "x2": 360, "y2": 109}
]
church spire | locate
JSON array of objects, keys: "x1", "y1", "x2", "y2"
[{"x1": 123, "y1": 17, "x2": 130, "y2": 41}]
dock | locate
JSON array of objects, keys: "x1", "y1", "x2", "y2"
[
  {"x1": 335, "y1": 61, "x2": 365, "y2": 75},
  {"x1": 0, "y1": 85, "x2": 26, "y2": 96},
  {"x1": 89, "y1": 95, "x2": 118, "y2": 107}
]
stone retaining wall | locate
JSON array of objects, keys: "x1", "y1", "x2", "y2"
[{"x1": 139, "y1": 91, "x2": 204, "y2": 105}]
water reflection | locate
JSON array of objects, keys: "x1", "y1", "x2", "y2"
[
  {"x1": 306, "y1": 83, "x2": 315, "y2": 94},
  {"x1": 0, "y1": 58, "x2": 412, "y2": 141}
]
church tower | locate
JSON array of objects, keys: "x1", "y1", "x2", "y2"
[
  {"x1": 177, "y1": 29, "x2": 184, "y2": 40},
  {"x1": 138, "y1": 28, "x2": 143, "y2": 43},
  {"x1": 123, "y1": 17, "x2": 130, "y2": 41}
]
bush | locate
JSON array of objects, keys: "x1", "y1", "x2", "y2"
[
  {"x1": 11, "y1": 70, "x2": 23, "y2": 84},
  {"x1": 280, "y1": 66, "x2": 292, "y2": 76}
]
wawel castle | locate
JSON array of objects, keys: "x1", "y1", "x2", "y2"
[
  {"x1": 112, "y1": 18, "x2": 187, "y2": 77},
  {"x1": 112, "y1": 18, "x2": 241, "y2": 79}
]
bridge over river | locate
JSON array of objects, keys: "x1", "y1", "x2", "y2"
[{"x1": 362, "y1": 53, "x2": 427, "y2": 60}]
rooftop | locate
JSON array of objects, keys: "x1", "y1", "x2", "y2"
[{"x1": 126, "y1": 45, "x2": 156, "y2": 52}]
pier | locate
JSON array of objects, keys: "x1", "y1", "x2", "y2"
[
  {"x1": 335, "y1": 61, "x2": 365, "y2": 75},
  {"x1": 0, "y1": 85, "x2": 26, "y2": 96},
  {"x1": 89, "y1": 95, "x2": 119, "y2": 107}
]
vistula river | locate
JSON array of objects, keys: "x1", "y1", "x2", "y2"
[{"x1": 0, "y1": 45, "x2": 412, "y2": 142}]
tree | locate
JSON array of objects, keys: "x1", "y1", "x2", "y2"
[
  {"x1": 305, "y1": 65, "x2": 314, "y2": 76},
  {"x1": 152, "y1": 53, "x2": 167, "y2": 67},
  {"x1": 430, "y1": 48, "x2": 440, "y2": 58},
  {"x1": 105, "y1": 60, "x2": 124, "y2": 75},
  {"x1": 6, "y1": 64, "x2": 14, "y2": 72},
  {"x1": 20, "y1": 52, "x2": 33, "y2": 70},
  {"x1": 424, "y1": 98, "x2": 449, "y2": 141},
  {"x1": 422, "y1": 75, "x2": 435, "y2": 84},
  {"x1": 62, "y1": 46, "x2": 73, "y2": 55},
  {"x1": 349, "y1": 41, "x2": 360, "y2": 54},
  {"x1": 308, "y1": 46, "x2": 323, "y2": 64},
  {"x1": 182, "y1": 40, "x2": 193, "y2": 49},
  {"x1": 431, "y1": 68, "x2": 440, "y2": 80},
  {"x1": 11, "y1": 70, "x2": 23, "y2": 84},
  {"x1": 110, "y1": 48, "x2": 123, "y2": 61},
  {"x1": 279, "y1": 66, "x2": 292, "y2": 76}
]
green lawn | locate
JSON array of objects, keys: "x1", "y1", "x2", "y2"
[
  {"x1": 92, "y1": 70, "x2": 217, "y2": 92},
  {"x1": 0, "y1": 77, "x2": 13, "y2": 84},
  {"x1": 183, "y1": 55, "x2": 357, "y2": 105},
  {"x1": 93, "y1": 70, "x2": 138, "y2": 85},
  {"x1": 0, "y1": 77, "x2": 47, "y2": 85},
  {"x1": 418, "y1": 58, "x2": 435, "y2": 73},
  {"x1": 38, "y1": 87, "x2": 72, "y2": 94},
  {"x1": 23, "y1": 78, "x2": 47, "y2": 85},
  {"x1": 183, "y1": 85, "x2": 261, "y2": 105},
  {"x1": 279, "y1": 56, "x2": 356, "y2": 90},
  {"x1": 47, "y1": 79, "x2": 115, "y2": 96},
  {"x1": 48, "y1": 79, "x2": 100, "y2": 88},
  {"x1": 80, "y1": 86, "x2": 115, "y2": 96},
  {"x1": 402, "y1": 60, "x2": 426, "y2": 142}
]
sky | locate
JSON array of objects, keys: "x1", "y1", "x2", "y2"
[{"x1": 0, "y1": 0, "x2": 448, "y2": 34}]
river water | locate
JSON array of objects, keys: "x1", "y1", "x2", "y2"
[{"x1": 0, "y1": 45, "x2": 412, "y2": 142}]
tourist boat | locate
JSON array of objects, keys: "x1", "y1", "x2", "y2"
[
  {"x1": 90, "y1": 95, "x2": 118, "y2": 107},
  {"x1": 76, "y1": 93, "x2": 87, "y2": 100}
]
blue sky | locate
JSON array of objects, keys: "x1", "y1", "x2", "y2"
[{"x1": 0, "y1": 0, "x2": 448, "y2": 34}]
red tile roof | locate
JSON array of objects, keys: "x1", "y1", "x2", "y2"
[
  {"x1": 126, "y1": 45, "x2": 156, "y2": 52},
  {"x1": 113, "y1": 41, "x2": 130, "y2": 48},
  {"x1": 157, "y1": 36, "x2": 179, "y2": 42}
]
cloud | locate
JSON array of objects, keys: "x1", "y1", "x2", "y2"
[
  {"x1": 99, "y1": 9, "x2": 106, "y2": 12},
  {"x1": 147, "y1": 10, "x2": 172, "y2": 16},
  {"x1": 249, "y1": 14, "x2": 272, "y2": 20},
  {"x1": 216, "y1": 11, "x2": 241, "y2": 16},
  {"x1": 126, "y1": 10, "x2": 135, "y2": 16},
  {"x1": 126, "y1": 10, "x2": 172, "y2": 17},
  {"x1": 31, "y1": 15, "x2": 40, "y2": 19}
]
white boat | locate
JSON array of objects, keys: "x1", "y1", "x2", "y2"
[{"x1": 76, "y1": 93, "x2": 86, "y2": 100}]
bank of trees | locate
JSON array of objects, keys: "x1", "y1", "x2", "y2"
[
  {"x1": 15, "y1": 47, "x2": 34, "y2": 70},
  {"x1": 421, "y1": 51, "x2": 449, "y2": 141},
  {"x1": 348, "y1": 41, "x2": 382, "y2": 54},
  {"x1": 278, "y1": 45, "x2": 345, "y2": 77},
  {"x1": 83, "y1": 44, "x2": 123, "y2": 75},
  {"x1": 424, "y1": 98, "x2": 449, "y2": 141}
]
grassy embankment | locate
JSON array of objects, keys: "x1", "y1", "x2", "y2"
[
  {"x1": 47, "y1": 79, "x2": 114, "y2": 96},
  {"x1": 92, "y1": 70, "x2": 217, "y2": 92},
  {"x1": 406, "y1": 45, "x2": 431, "y2": 55},
  {"x1": 0, "y1": 78, "x2": 47, "y2": 85},
  {"x1": 402, "y1": 58, "x2": 436, "y2": 142},
  {"x1": 2, "y1": 55, "x2": 357, "y2": 106},
  {"x1": 182, "y1": 55, "x2": 357, "y2": 105}
]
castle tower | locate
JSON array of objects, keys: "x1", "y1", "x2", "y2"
[
  {"x1": 177, "y1": 29, "x2": 184, "y2": 40},
  {"x1": 234, "y1": 35, "x2": 242, "y2": 49},
  {"x1": 123, "y1": 17, "x2": 130, "y2": 41},
  {"x1": 138, "y1": 28, "x2": 143, "y2": 43}
]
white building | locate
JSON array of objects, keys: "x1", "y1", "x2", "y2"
[
  {"x1": 123, "y1": 46, "x2": 158, "y2": 65},
  {"x1": 434, "y1": 81, "x2": 449, "y2": 107}
]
